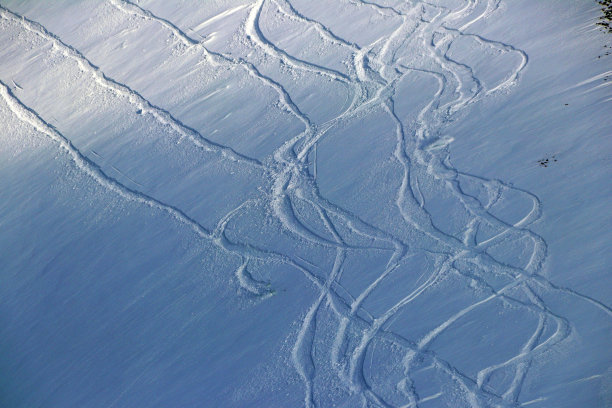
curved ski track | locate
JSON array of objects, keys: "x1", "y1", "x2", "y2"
[{"x1": 1, "y1": 0, "x2": 610, "y2": 407}]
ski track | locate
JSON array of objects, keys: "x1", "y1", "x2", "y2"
[{"x1": 2, "y1": 0, "x2": 610, "y2": 406}]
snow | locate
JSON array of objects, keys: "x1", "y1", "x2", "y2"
[{"x1": 0, "y1": 0, "x2": 610, "y2": 407}]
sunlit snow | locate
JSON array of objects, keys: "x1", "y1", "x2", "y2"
[{"x1": 0, "y1": 1, "x2": 611, "y2": 407}]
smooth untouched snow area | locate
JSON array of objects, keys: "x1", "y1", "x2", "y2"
[{"x1": 0, "y1": 0, "x2": 610, "y2": 407}]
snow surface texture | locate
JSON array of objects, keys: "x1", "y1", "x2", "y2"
[{"x1": 0, "y1": 0, "x2": 611, "y2": 407}]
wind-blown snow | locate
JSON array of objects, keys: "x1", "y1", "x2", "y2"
[{"x1": 0, "y1": 0, "x2": 610, "y2": 407}]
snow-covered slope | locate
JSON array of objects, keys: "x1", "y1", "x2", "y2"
[{"x1": 0, "y1": 1, "x2": 610, "y2": 407}]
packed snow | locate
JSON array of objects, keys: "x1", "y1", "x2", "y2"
[{"x1": 0, "y1": 0, "x2": 610, "y2": 407}]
